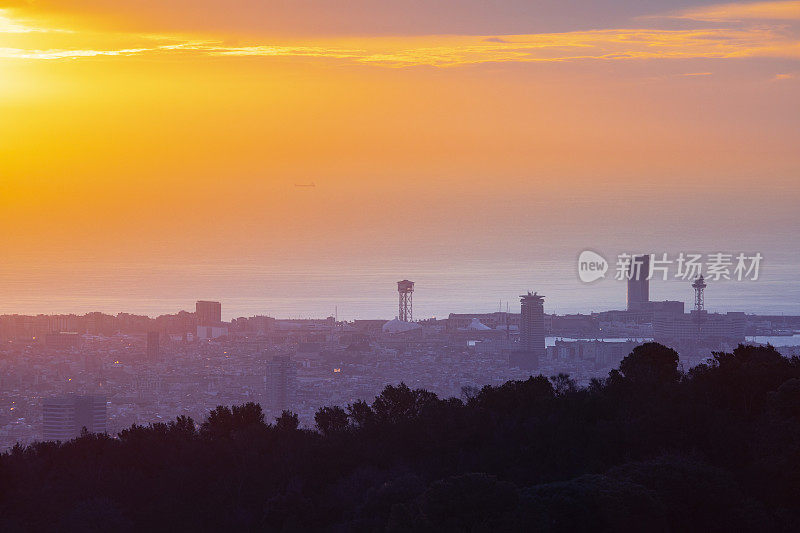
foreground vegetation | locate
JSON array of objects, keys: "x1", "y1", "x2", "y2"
[{"x1": 2, "y1": 343, "x2": 800, "y2": 531}]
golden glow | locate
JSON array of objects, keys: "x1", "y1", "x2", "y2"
[
  {"x1": 0, "y1": 8, "x2": 55, "y2": 34},
  {"x1": 0, "y1": 4, "x2": 799, "y2": 65},
  {"x1": 0, "y1": 0, "x2": 797, "y2": 285}
]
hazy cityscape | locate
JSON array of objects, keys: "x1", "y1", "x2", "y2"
[
  {"x1": 3, "y1": 258, "x2": 799, "y2": 451},
  {"x1": 3, "y1": 0, "x2": 800, "y2": 529}
]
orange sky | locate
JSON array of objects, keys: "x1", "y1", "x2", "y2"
[{"x1": 0, "y1": 0, "x2": 799, "y2": 271}]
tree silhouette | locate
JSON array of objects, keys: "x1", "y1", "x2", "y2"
[
  {"x1": 371, "y1": 382, "x2": 439, "y2": 424},
  {"x1": 275, "y1": 410, "x2": 299, "y2": 432},
  {"x1": 550, "y1": 373, "x2": 578, "y2": 396},
  {"x1": 200, "y1": 402, "x2": 264, "y2": 438},
  {"x1": 315, "y1": 406, "x2": 349, "y2": 436},
  {"x1": 619, "y1": 342, "x2": 680, "y2": 385},
  {"x1": 471, "y1": 375, "x2": 554, "y2": 412},
  {"x1": 347, "y1": 399, "x2": 374, "y2": 429},
  {"x1": 689, "y1": 344, "x2": 797, "y2": 415}
]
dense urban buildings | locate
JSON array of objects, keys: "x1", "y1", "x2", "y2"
[
  {"x1": 265, "y1": 355, "x2": 297, "y2": 413},
  {"x1": 0, "y1": 275, "x2": 798, "y2": 451},
  {"x1": 146, "y1": 331, "x2": 160, "y2": 361}
]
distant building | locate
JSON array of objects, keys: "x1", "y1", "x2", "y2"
[
  {"x1": 296, "y1": 342, "x2": 324, "y2": 359},
  {"x1": 43, "y1": 332, "x2": 81, "y2": 350},
  {"x1": 644, "y1": 300, "x2": 684, "y2": 314},
  {"x1": 146, "y1": 331, "x2": 160, "y2": 360},
  {"x1": 134, "y1": 369, "x2": 162, "y2": 402},
  {"x1": 381, "y1": 318, "x2": 422, "y2": 335},
  {"x1": 266, "y1": 356, "x2": 297, "y2": 412},
  {"x1": 511, "y1": 292, "x2": 545, "y2": 370},
  {"x1": 42, "y1": 395, "x2": 107, "y2": 441},
  {"x1": 352, "y1": 319, "x2": 390, "y2": 336},
  {"x1": 627, "y1": 254, "x2": 650, "y2": 311},
  {"x1": 549, "y1": 314, "x2": 599, "y2": 337},
  {"x1": 448, "y1": 312, "x2": 520, "y2": 331},
  {"x1": 547, "y1": 339, "x2": 641, "y2": 370},
  {"x1": 654, "y1": 310, "x2": 746, "y2": 344},
  {"x1": 652, "y1": 277, "x2": 747, "y2": 357},
  {"x1": 196, "y1": 324, "x2": 229, "y2": 340},
  {"x1": 596, "y1": 300, "x2": 684, "y2": 337},
  {"x1": 196, "y1": 301, "x2": 222, "y2": 326},
  {"x1": 195, "y1": 301, "x2": 227, "y2": 340},
  {"x1": 231, "y1": 315, "x2": 276, "y2": 335},
  {"x1": 274, "y1": 317, "x2": 335, "y2": 332}
]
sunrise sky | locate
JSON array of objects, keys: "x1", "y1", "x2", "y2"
[{"x1": 1, "y1": 0, "x2": 798, "y2": 318}]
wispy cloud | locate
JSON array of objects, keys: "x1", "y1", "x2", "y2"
[
  {"x1": 668, "y1": 0, "x2": 800, "y2": 22},
  {"x1": 0, "y1": 46, "x2": 145, "y2": 58},
  {"x1": 1, "y1": 5, "x2": 799, "y2": 67}
]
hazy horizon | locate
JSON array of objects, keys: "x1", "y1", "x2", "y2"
[{"x1": 1, "y1": 254, "x2": 797, "y2": 321}]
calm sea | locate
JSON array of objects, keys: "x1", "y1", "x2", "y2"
[{"x1": 1, "y1": 258, "x2": 798, "y2": 320}]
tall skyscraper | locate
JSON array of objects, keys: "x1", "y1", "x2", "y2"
[
  {"x1": 511, "y1": 292, "x2": 545, "y2": 370},
  {"x1": 627, "y1": 254, "x2": 650, "y2": 311},
  {"x1": 43, "y1": 395, "x2": 107, "y2": 441},
  {"x1": 146, "y1": 331, "x2": 160, "y2": 361},
  {"x1": 266, "y1": 356, "x2": 297, "y2": 412},
  {"x1": 196, "y1": 301, "x2": 222, "y2": 326}
]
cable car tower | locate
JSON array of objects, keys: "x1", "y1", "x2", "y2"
[
  {"x1": 692, "y1": 275, "x2": 707, "y2": 311},
  {"x1": 397, "y1": 280, "x2": 414, "y2": 322}
]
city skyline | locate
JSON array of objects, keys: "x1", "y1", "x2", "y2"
[
  {"x1": 0, "y1": 259, "x2": 795, "y2": 321},
  {"x1": 0, "y1": 271, "x2": 791, "y2": 324}
]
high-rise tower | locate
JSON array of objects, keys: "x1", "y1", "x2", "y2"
[
  {"x1": 397, "y1": 280, "x2": 414, "y2": 322},
  {"x1": 627, "y1": 254, "x2": 650, "y2": 311},
  {"x1": 511, "y1": 291, "x2": 545, "y2": 370},
  {"x1": 196, "y1": 301, "x2": 222, "y2": 326}
]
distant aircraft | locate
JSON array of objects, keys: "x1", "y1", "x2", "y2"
[{"x1": 294, "y1": 181, "x2": 316, "y2": 188}]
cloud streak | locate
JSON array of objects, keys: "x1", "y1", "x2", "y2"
[
  {"x1": 1, "y1": 3, "x2": 799, "y2": 67},
  {"x1": 2, "y1": 27, "x2": 798, "y2": 66}
]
